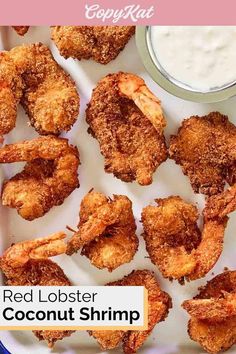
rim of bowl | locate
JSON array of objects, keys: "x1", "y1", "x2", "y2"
[{"x1": 135, "y1": 26, "x2": 236, "y2": 103}]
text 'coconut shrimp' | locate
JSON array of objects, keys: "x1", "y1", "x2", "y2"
[
  {"x1": 169, "y1": 112, "x2": 236, "y2": 196},
  {"x1": 142, "y1": 184, "x2": 236, "y2": 283},
  {"x1": 51, "y1": 26, "x2": 135, "y2": 64},
  {"x1": 90, "y1": 270, "x2": 172, "y2": 354},
  {"x1": 0, "y1": 42, "x2": 79, "y2": 136},
  {"x1": 86, "y1": 72, "x2": 167, "y2": 185},
  {"x1": 0, "y1": 232, "x2": 75, "y2": 348},
  {"x1": 0, "y1": 136, "x2": 80, "y2": 220},
  {"x1": 182, "y1": 271, "x2": 236, "y2": 354},
  {"x1": 67, "y1": 190, "x2": 138, "y2": 271}
]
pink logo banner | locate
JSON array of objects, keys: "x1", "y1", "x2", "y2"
[{"x1": 1, "y1": 0, "x2": 236, "y2": 25}]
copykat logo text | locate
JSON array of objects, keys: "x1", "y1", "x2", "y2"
[{"x1": 85, "y1": 4, "x2": 155, "y2": 23}]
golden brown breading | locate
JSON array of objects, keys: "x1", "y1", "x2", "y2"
[
  {"x1": 67, "y1": 190, "x2": 138, "y2": 271},
  {"x1": 183, "y1": 293, "x2": 236, "y2": 321},
  {"x1": 33, "y1": 330, "x2": 73, "y2": 348},
  {"x1": 90, "y1": 270, "x2": 172, "y2": 353},
  {"x1": 142, "y1": 184, "x2": 236, "y2": 282},
  {"x1": 91, "y1": 330, "x2": 124, "y2": 350},
  {"x1": 191, "y1": 184, "x2": 236, "y2": 281},
  {"x1": 0, "y1": 136, "x2": 80, "y2": 220},
  {"x1": 0, "y1": 233, "x2": 75, "y2": 347},
  {"x1": 86, "y1": 72, "x2": 167, "y2": 185},
  {"x1": 182, "y1": 271, "x2": 236, "y2": 354},
  {"x1": 0, "y1": 52, "x2": 24, "y2": 135},
  {"x1": 51, "y1": 26, "x2": 135, "y2": 64},
  {"x1": 12, "y1": 26, "x2": 29, "y2": 36},
  {"x1": 0, "y1": 42, "x2": 79, "y2": 135},
  {"x1": 169, "y1": 112, "x2": 236, "y2": 196},
  {"x1": 188, "y1": 317, "x2": 236, "y2": 354},
  {"x1": 142, "y1": 196, "x2": 201, "y2": 281}
]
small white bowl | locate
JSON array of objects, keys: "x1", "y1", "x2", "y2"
[{"x1": 136, "y1": 26, "x2": 236, "y2": 103}]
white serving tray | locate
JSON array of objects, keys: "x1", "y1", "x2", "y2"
[{"x1": 0, "y1": 26, "x2": 236, "y2": 354}]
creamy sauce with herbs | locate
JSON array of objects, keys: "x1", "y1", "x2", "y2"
[{"x1": 150, "y1": 26, "x2": 236, "y2": 91}]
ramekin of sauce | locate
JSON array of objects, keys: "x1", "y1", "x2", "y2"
[{"x1": 136, "y1": 26, "x2": 236, "y2": 103}]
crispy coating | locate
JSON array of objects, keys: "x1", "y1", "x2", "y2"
[
  {"x1": 12, "y1": 26, "x2": 29, "y2": 36},
  {"x1": 90, "y1": 270, "x2": 172, "y2": 353},
  {"x1": 33, "y1": 330, "x2": 73, "y2": 348},
  {"x1": 0, "y1": 233, "x2": 75, "y2": 347},
  {"x1": 0, "y1": 42, "x2": 79, "y2": 135},
  {"x1": 0, "y1": 52, "x2": 24, "y2": 135},
  {"x1": 183, "y1": 293, "x2": 236, "y2": 321},
  {"x1": 0, "y1": 136, "x2": 80, "y2": 220},
  {"x1": 51, "y1": 26, "x2": 135, "y2": 64},
  {"x1": 0, "y1": 233, "x2": 68, "y2": 284},
  {"x1": 191, "y1": 184, "x2": 236, "y2": 281},
  {"x1": 67, "y1": 190, "x2": 138, "y2": 271},
  {"x1": 142, "y1": 184, "x2": 236, "y2": 282},
  {"x1": 169, "y1": 112, "x2": 236, "y2": 196},
  {"x1": 182, "y1": 271, "x2": 236, "y2": 354},
  {"x1": 142, "y1": 196, "x2": 201, "y2": 281},
  {"x1": 86, "y1": 72, "x2": 167, "y2": 185}
]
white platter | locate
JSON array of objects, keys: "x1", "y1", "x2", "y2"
[{"x1": 0, "y1": 26, "x2": 236, "y2": 354}]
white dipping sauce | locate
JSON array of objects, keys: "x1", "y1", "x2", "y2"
[{"x1": 150, "y1": 26, "x2": 236, "y2": 91}]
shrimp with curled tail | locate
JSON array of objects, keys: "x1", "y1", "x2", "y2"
[
  {"x1": 66, "y1": 190, "x2": 138, "y2": 271},
  {"x1": 90, "y1": 270, "x2": 172, "y2": 353},
  {"x1": 0, "y1": 136, "x2": 80, "y2": 220},
  {"x1": 182, "y1": 271, "x2": 236, "y2": 353},
  {"x1": 142, "y1": 184, "x2": 236, "y2": 283},
  {"x1": 51, "y1": 26, "x2": 135, "y2": 64},
  {"x1": 86, "y1": 72, "x2": 167, "y2": 186},
  {"x1": 0, "y1": 232, "x2": 75, "y2": 348},
  {"x1": 0, "y1": 42, "x2": 79, "y2": 136},
  {"x1": 169, "y1": 112, "x2": 236, "y2": 196}
]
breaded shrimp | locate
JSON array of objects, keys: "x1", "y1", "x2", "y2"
[
  {"x1": 90, "y1": 270, "x2": 172, "y2": 353},
  {"x1": 182, "y1": 271, "x2": 236, "y2": 353},
  {"x1": 0, "y1": 232, "x2": 67, "y2": 282},
  {"x1": 67, "y1": 190, "x2": 138, "y2": 271},
  {"x1": 86, "y1": 72, "x2": 167, "y2": 185},
  {"x1": 142, "y1": 184, "x2": 236, "y2": 282},
  {"x1": 33, "y1": 330, "x2": 74, "y2": 348},
  {"x1": 12, "y1": 26, "x2": 29, "y2": 36},
  {"x1": 51, "y1": 26, "x2": 135, "y2": 64},
  {"x1": 0, "y1": 136, "x2": 80, "y2": 220},
  {"x1": 183, "y1": 293, "x2": 236, "y2": 321},
  {"x1": 169, "y1": 112, "x2": 236, "y2": 196},
  {"x1": 0, "y1": 43, "x2": 79, "y2": 135},
  {"x1": 0, "y1": 233, "x2": 75, "y2": 348},
  {"x1": 0, "y1": 52, "x2": 24, "y2": 136}
]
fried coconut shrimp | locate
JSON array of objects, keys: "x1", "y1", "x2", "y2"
[
  {"x1": 86, "y1": 72, "x2": 167, "y2": 185},
  {"x1": 0, "y1": 232, "x2": 75, "y2": 347},
  {"x1": 67, "y1": 190, "x2": 138, "y2": 271},
  {"x1": 0, "y1": 136, "x2": 79, "y2": 220},
  {"x1": 51, "y1": 26, "x2": 135, "y2": 64},
  {"x1": 182, "y1": 271, "x2": 236, "y2": 353},
  {"x1": 0, "y1": 42, "x2": 79, "y2": 136},
  {"x1": 12, "y1": 26, "x2": 29, "y2": 35},
  {"x1": 169, "y1": 112, "x2": 236, "y2": 196},
  {"x1": 142, "y1": 184, "x2": 236, "y2": 282},
  {"x1": 90, "y1": 270, "x2": 172, "y2": 353}
]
